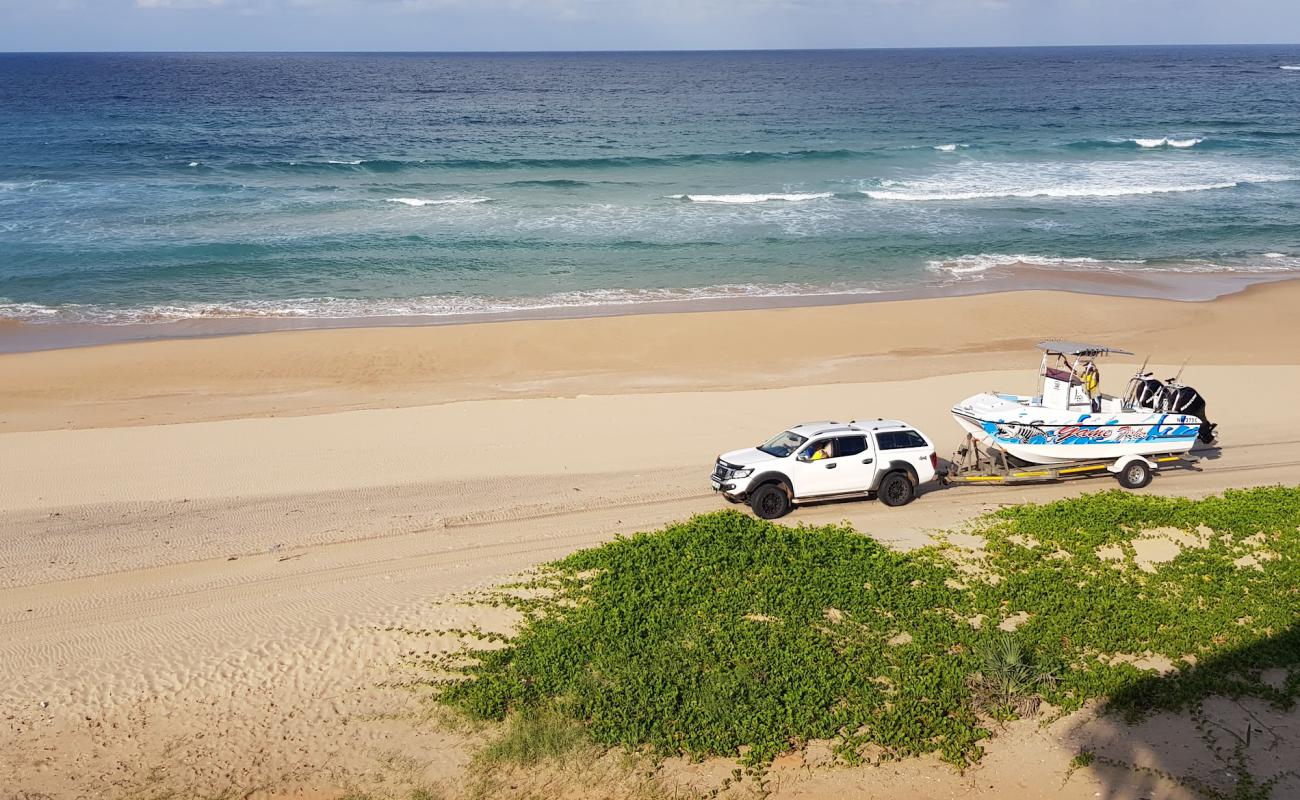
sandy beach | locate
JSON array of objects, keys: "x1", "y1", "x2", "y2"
[{"x1": 3, "y1": 282, "x2": 1300, "y2": 799}]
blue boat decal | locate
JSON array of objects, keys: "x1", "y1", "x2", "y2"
[{"x1": 983, "y1": 420, "x2": 1199, "y2": 446}]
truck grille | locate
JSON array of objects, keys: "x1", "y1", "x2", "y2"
[{"x1": 713, "y1": 460, "x2": 737, "y2": 480}]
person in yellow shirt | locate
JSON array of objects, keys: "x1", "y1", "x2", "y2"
[
  {"x1": 1079, "y1": 360, "x2": 1101, "y2": 412},
  {"x1": 809, "y1": 441, "x2": 832, "y2": 461}
]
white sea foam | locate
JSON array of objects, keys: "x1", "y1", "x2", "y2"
[
  {"x1": 1281, "y1": 65, "x2": 1300, "y2": 70},
  {"x1": 0, "y1": 283, "x2": 884, "y2": 325},
  {"x1": 0, "y1": 301, "x2": 61, "y2": 318},
  {"x1": 327, "y1": 159, "x2": 363, "y2": 165},
  {"x1": 1132, "y1": 137, "x2": 1204, "y2": 148},
  {"x1": 1259, "y1": 252, "x2": 1300, "y2": 268},
  {"x1": 933, "y1": 143, "x2": 968, "y2": 152},
  {"x1": 926, "y1": 253, "x2": 1300, "y2": 279},
  {"x1": 385, "y1": 196, "x2": 491, "y2": 207},
  {"x1": 926, "y1": 254, "x2": 1148, "y2": 276},
  {"x1": 864, "y1": 181, "x2": 1238, "y2": 201},
  {"x1": 669, "y1": 192, "x2": 834, "y2": 204},
  {"x1": 187, "y1": 161, "x2": 199, "y2": 167},
  {"x1": 858, "y1": 159, "x2": 1293, "y2": 202}
]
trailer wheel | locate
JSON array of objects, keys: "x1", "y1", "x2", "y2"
[
  {"x1": 749, "y1": 484, "x2": 791, "y2": 520},
  {"x1": 878, "y1": 472, "x2": 916, "y2": 507},
  {"x1": 1116, "y1": 461, "x2": 1153, "y2": 490}
]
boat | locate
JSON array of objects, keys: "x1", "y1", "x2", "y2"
[{"x1": 951, "y1": 341, "x2": 1204, "y2": 465}]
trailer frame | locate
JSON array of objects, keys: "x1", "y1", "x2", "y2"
[{"x1": 942, "y1": 434, "x2": 1200, "y2": 488}]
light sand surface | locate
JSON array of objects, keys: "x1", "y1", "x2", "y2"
[
  {"x1": 2, "y1": 285, "x2": 1300, "y2": 799},
  {"x1": 4, "y1": 280, "x2": 1299, "y2": 433}
]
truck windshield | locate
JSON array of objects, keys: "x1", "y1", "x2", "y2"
[{"x1": 757, "y1": 430, "x2": 808, "y2": 458}]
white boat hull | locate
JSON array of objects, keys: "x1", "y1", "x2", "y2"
[{"x1": 952, "y1": 392, "x2": 1203, "y2": 464}]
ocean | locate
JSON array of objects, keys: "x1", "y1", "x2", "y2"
[{"x1": 2, "y1": 46, "x2": 1300, "y2": 341}]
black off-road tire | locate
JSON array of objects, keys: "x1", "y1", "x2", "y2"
[
  {"x1": 749, "y1": 484, "x2": 791, "y2": 520},
  {"x1": 1116, "y1": 460, "x2": 1153, "y2": 490},
  {"x1": 878, "y1": 471, "x2": 916, "y2": 507}
]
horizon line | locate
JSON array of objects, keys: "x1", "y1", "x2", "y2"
[{"x1": 4, "y1": 42, "x2": 1300, "y2": 56}]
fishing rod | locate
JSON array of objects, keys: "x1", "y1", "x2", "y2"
[
  {"x1": 1171, "y1": 357, "x2": 1190, "y2": 384},
  {"x1": 1124, "y1": 356, "x2": 1150, "y2": 406}
]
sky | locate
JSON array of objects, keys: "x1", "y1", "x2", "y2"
[{"x1": 1, "y1": 0, "x2": 1299, "y2": 52}]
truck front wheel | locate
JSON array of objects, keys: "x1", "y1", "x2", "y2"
[
  {"x1": 749, "y1": 484, "x2": 791, "y2": 519},
  {"x1": 878, "y1": 472, "x2": 916, "y2": 507}
]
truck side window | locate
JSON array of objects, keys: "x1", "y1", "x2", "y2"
[
  {"x1": 899, "y1": 430, "x2": 928, "y2": 449},
  {"x1": 877, "y1": 430, "x2": 928, "y2": 450},
  {"x1": 834, "y1": 436, "x2": 867, "y2": 457}
]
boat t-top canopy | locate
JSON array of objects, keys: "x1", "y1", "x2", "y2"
[{"x1": 1036, "y1": 340, "x2": 1134, "y2": 357}]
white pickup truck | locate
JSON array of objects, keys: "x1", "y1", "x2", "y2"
[{"x1": 710, "y1": 419, "x2": 939, "y2": 519}]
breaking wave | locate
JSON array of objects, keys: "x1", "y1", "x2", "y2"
[
  {"x1": 1132, "y1": 137, "x2": 1205, "y2": 148},
  {"x1": 669, "y1": 192, "x2": 834, "y2": 204},
  {"x1": 1063, "y1": 137, "x2": 1249, "y2": 152},
  {"x1": 384, "y1": 196, "x2": 491, "y2": 207},
  {"x1": 1281, "y1": 65, "x2": 1300, "y2": 70}
]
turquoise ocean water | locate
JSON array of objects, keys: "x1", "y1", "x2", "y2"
[{"x1": 2, "y1": 47, "x2": 1300, "y2": 338}]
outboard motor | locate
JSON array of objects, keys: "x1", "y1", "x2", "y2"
[
  {"x1": 1159, "y1": 382, "x2": 1216, "y2": 444},
  {"x1": 1127, "y1": 373, "x2": 1165, "y2": 409}
]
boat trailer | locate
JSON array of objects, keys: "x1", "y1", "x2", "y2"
[{"x1": 942, "y1": 435, "x2": 1200, "y2": 490}]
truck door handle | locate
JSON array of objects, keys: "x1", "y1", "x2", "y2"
[
  {"x1": 863, "y1": 458, "x2": 873, "y2": 464},
  {"x1": 825, "y1": 463, "x2": 837, "y2": 469}
]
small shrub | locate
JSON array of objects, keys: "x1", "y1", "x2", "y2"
[{"x1": 967, "y1": 634, "x2": 1055, "y2": 719}]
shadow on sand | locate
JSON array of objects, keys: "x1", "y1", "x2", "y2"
[{"x1": 1065, "y1": 626, "x2": 1300, "y2": 799}]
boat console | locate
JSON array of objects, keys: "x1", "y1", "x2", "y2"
[{"x1": 1038, "y1": 341, "x2": 1130, "y2": 413}]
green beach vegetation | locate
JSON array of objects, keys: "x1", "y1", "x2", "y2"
[{"x1": 430, "y1": 488, "x2": 1300, "y2": 784}]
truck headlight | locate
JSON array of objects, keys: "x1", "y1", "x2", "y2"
[{"x1": 732, "y1": 468, "x2": 753, "y2": 479}]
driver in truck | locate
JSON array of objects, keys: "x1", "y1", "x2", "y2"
[{"x1": 809, "y1": 441, "x2": 832, "y2": 461}]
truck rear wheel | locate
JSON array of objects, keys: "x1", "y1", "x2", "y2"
[
  {"x1": 749, "y1": 484, "x2": 791, "y2": 520},
  {"x1": 1116, "y1": 461, "x2": 1152, "y2": 490},
  {"x1": 878, "y1": 471, "x2": 916, "y2": 507}
]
